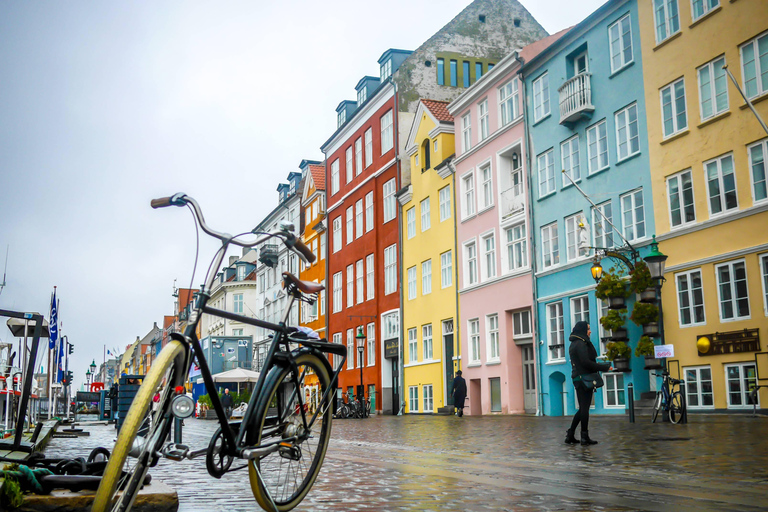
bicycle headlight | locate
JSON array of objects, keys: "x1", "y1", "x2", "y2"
[{"x1": 171, "y1": 394, "x2": 195, "y2": 418}]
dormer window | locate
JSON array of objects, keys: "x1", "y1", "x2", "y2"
[
  {"x1": 337, "y1": 109, "x2": 346, "y2": 128},
  {"x1": 237, "y1": 265, "x2": 246, "y2": 281},
  {"x1": 357, "y1": 87, "x2": 367, "y2": 105},
  {"x1": 380, "y1": 59, "x2": 392, "y2": 81}
]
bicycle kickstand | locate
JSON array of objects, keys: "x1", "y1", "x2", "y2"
[{"x1": 253, "y1": 464, "x2": 279, "y2": 512}]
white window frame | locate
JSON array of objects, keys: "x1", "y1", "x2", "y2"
[
  {"x1": 408, "y1": 328, "x2": 418, "y2": 363},
  {"x1": 675, "y1": 269, "x2": 706, "y2": 327},
  {"x1": 332, "y1": 272, "x2": 342, "y2": 313},
  {"x1": 691, "y1": 0, "x2": 719, "y2": 21},
  {"x1": 512, "y1": 310, "x2": 532, "y2": 339},
  {"x1": 407, "y1": 265, "x2": 417, "y2": 300},
  {"x1": 355, "y1": 199, "x2": 363, "y2": 239},
  {"x1": 420, "y1": 197, "x2": 431, "y2": 231},
  {"x1": 620, "y1": 189, "x2": 646, "y2": 242},
  {"x1": 355, "y1": 138, "x2": 363, "y2": 176},
  {"x1": 383, "y1": 178, "x2": 396, "y2": 223},
  {"x1": 705, "y1": 153, "x2": 738, "y2": 216},
  {"x1": 660, "y1": 78, "x2": 688, "y2": 139},
  {"x1": 345, "y1": 206, "x2": 354, "y2": 246},
  {"x1": 533, "y1": 72, "x2": 550, "y2": 122},
  {"x1": 366, "y1": 254, "x2": 374, "y2": 300},
  {"x1": 439, "y1": 185, "x2": 451, "y2": 222},
  {"x1": 478, "y1": 99, "x2": 489, "y2": 141},
  {"x1": 481, "y1": 231, "x2": 496, "y2": 281},
  {"x1": 615, "y1": 103, "x2": 640, "y2": 161},
  {"x1": 462, "y1": 171, "x2": 476, "y2": 218},
  {"x1": 683, "y1": 365, "x2": 715, "y2": 409},
  {"x1": 565, "y1": 213, "x2": 588, "y2": 261},
  {"x1": 697, "y1": 56, "x2": 728, "y2": 122},
  {"x1": 461, "y1": 112, "x2": 472, "y2": 153},
  {"x1": 667, "y1": 169, "x2": 696, "y2": 228},
  {"x1": 541, "y1": 222, "x2": 559, "y2": 269},
  {"x1": 408, "y1": 385, "x2": 418, "y2": 412},
  {"x1": 654, "y1": 0, "x2": 680, "y2": 44},
  {"x1": 479, "y1": 162, "x2": 493, "y2": 210},
  {"x1": 561, "y1": 135, "x2": 581, "y2": 185},
  {"x1": 364, "y1": 128, "x2": 373, "y2": 167},
  {"x1": 346, "y1": 264, "x2": 354, "y2": 309},
  {"x1": 499, "y1": 78, "x2": 519, "y2": 126},
  {"x1": 346, "y1": 329, "x2": 354, "y2": 370},
  {"x1": 586, "y1": 120, "x2": 608, "y2": 174},
  {"x1": 384, "y1": 244, "x2": 397, "y2": 295},
  {"x1": 332, "y1": 217, "x2": 342, "y2": 253},
  {"x1": 748, "y1": 139, "x2": 768, "y2": 204},
  {"x1": 571, "y1": 295, "x2": 590, "y2": 326},
  {"x1": 381, "y1": 110, "x2": 394, "y2": 154},
  {"x1": 233, "y1": 293, "x2": 243, "y2": 314},
  {"x1": 725, "y1": 363, "x2": 758, "y2": 409},
  {"x1": 423, "y1": 384, "x2": 434, "y2": 413},
  {"x1": 422, "y1": 324, "x2": 433, "y2": 361},
  {"x1": 464, "y1": 240, "x2": 478, "y2": 287},
  {"x1": 440, "y1": 250, "x2": 453, "y2": 289},
  {"x1": 592, "y1": 201, "x2": 613, "y2": 249},
  {"x1": 365, "y1": 191, "x2": 374, "y2": 232},
  {"x1": 761, "y1": 253, "x2": 768, "y2": 316},
  {"x1": 603, "y1": 373, "x2": 626, "y2": 408},
  {"x1": 715, "y1": 259, "x2": 750, "y2": 321},
  {"x1": 547, "y1": 301, "x2": 565, "y2": 362},
  {"x1": 487, "y1": 314, "x2": 500, "y2": 362},
  {"x1": 421, "y1": 259, "x2": 432, "y2": 295},
  {"x1": 504, "y1": 222, "x2": 527, "y2": 272},
  {"x1": 346, "y1": 146, "x2": 354, "y2": 184},
  {"x1": 468, "y1": 319, "x2": 481, "y2": 364},
  {"x1": 740, "y1": 30, "x2": 768, "y2": 100},
  {"x1": 367, "y1": 322, "x2": 376, "y2": 367},
  {"x1": 332, "y1": 332, "x2": 343, "y2": 368},
  {"x1": 356, "y1": 259, "x2": 364, "y2": 304},
  {"x1": 537, "y1": 149, "x2": 555, "y2": 198},
  {"x1": 331, "y1": 159, "x2": 340, "y2": 195},
  {"x1": 406, "y1": 207, "x2": 416, "y2": 239},
  {"x1": 608, "y1": 13, "x2": 633, "y2": 74}
]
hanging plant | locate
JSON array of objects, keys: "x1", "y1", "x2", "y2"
[
  {"x1": 635, "y1": 335, "x2": 656, "y2": 357},
  {"x1": 629, "y1": 260, "x2": 654, "y2": 294},
  {"x1": 630, "y1": 302, "x2": 659, "y2": 326},
  {"x1": 599, "y1": 309, "x2": 627, "y2": 332},
  {"x1": 595, "y1": 267, "x2": 631, "y2": 300},
  {"x1": 606, "y1": 341, "x2": 631, "y2": 361}
]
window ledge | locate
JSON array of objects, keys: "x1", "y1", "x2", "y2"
[
  {"x1": 532, "y1": 112, "x2": 552, "y2": 127},
  {"x1": 609, "y1": 60, "x2": 635, "y2": 79},
  {"x1": 587, "y1": 166, "x2": 610, "y2": 179},
  {"x1": 461, "y1": 213, "x2": 478, "y2": 224},
  {"x1": 689, "y1": 5, "x2": 722, "y2": 29},
  {"x1": 486, "y1": 360, "x2": 501, "y2": 366},
  {"x1": 698, "y1": 110, "x2": 731, "y2": 129},
  {"x1": 740, "y1": 91, "x2": 768, "y2": 109},
  {"x1": 477, "y1": 204, "x2": 495, "y2": 216},
  {"x1": 653, "y1": 31, "x2": 682, "y2": 52},
  {"x1": 660, "y1": 130, "x2": 690, "y2": 146},
  {"x1": 538, "y1": 191, "x2": 556, "y2": 202},
  {"x1": 615, "y1": 151, "x2": 642, "y2": 165},
  {"x1": 466, "y1": 362, "x2": 482, "y2": 368},
  {"x1": 545, "y1": 360, "x2": 566, "y2": 366}
]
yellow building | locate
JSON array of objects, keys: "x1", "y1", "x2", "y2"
[
  {"x1": 399, "y1": 100, "x2": 460, "y2": 414},
  {"x1": 638, "y1": 0, "x2": 768, "y2": 412}
]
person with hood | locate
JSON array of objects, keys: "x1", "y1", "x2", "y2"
[
  {"x1": 451, "y1": 370, "x2": 467, "y2": 417},
  {"x1": 565, "y1": 320, "x2": 612, "y2": 446}
]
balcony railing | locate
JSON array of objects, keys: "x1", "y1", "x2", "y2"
[
  {"x1": 500, "y1": 187, "x2": 525, "y2": 219},
  {"x1": 558, "y1": 73, "x2": 594, "y2": 124},
  {"x1": 258, "y1": 244, "x2": 280, "y2": 268}
]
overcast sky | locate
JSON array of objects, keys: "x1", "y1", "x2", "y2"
[{"x1": 0, "y1": 0, "x2": 603, "y2": 389}]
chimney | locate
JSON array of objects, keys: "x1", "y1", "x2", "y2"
[{"x1": 229, "y1": 256, "x2": 238, "y2": 266}]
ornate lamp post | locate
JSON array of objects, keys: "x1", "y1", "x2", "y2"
[
  {"x1": 85, "y1": 369, "x2": 92, "y2": 392},
  {"x1": 355, "y1": 327, "x2": 365, "y2": 413},
  {"x1": 643, "y1": 236, "x2": 669, "y2": 347},
  {"x1": 90, "y1": 359, "x2": 97, "y2": 390}
]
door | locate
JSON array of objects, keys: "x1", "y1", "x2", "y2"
[
  {"x1": 443, "y1": 320, "x2": 455, "y2": 406},
  {"x1": 574, "y1": 51, "x2": 588, "y2": 75},
  {"x1": 391, "y1": 357, "x2": 400, "y2": 414},
  {"x1": 522, "y1": 344, "x2": 536, "y2": 413}
]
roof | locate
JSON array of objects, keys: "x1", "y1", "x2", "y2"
[
  {"x1": 308, "y1": 164, "x2": 325, "y2": 191},
  {"x1": 178, "y1": 288, "x2": 195, "y2": 310},
  {"x1": 421, "y1": 99, "x2": 453, "y2": 123},
  {"x1": 518, "y1": 27, "x2": 572, "y2": 64}
]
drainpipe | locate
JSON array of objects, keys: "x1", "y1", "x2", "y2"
[
  {"x1": 394, "y1": 79, "x2": 405, "y2": 415},
  {"x1": 447, "y1": 158, "x2": 461, "y2": 374}
]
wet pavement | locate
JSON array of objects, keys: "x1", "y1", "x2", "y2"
[{"x1": 44, "y1": 413, "x2": 768, "y2": 511}]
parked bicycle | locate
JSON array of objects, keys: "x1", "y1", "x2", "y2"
[
  {"x1": 334, "y1": 393, "x2": 369, "y2": 419},
  {"x1": 651, "y1": 370, "x2": 685, "y2": 424},
  {"x1": 92, "y1": 194, "x2": 347, "y2": 512}
]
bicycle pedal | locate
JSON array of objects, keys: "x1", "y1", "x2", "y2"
[{"x1": 164, "y1": 443, "x2": 190, "y2": 461}]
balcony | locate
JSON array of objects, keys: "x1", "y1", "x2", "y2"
[
  {"x1": 558, "y1": 73, "x2": 594, "y2": 125},
  {"x1": 500, "y1": 186, "x2": 525, "y2": 220},
  {"x1": 258, "y1": 244, "x2": 280, "y2": 268}
]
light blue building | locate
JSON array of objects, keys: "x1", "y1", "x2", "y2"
[{"x1": 522, "y1": 0, "x2": 655, "y2": 417}]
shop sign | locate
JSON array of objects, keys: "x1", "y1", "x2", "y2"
[{"x1": 384, "y1": 338, "x2": 399, "y2": 359}]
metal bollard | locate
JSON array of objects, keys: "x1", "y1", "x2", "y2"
[
  {"x1": 628, "y1": 383, "x2": 635, "y2": 423},
  {"x1": 680, "y1": 382, "x2": 687, "y2": 424}
]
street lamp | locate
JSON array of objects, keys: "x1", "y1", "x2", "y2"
[
  {"x1": 590, "y1": 255, "x2": 604, "y2": 283},
  {"x1": 90, "y1": 359, "x2": 97, "y2": 390},
  {"x1": 85, "y1": 369, "x2": 92, "y2": 391},
  {"x1": 355, "y1": 327, "x2": 365, "y2": 411},
  {"x1": 643, "y1": 236, "x2": 668, "y2": 281}
]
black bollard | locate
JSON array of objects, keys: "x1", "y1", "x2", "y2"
[
  {"x1": 628, "y1": 383, "x2": 635, "y2": 423},
  {"x1": 680, "y1": 383, "x2": 687, "y2": 424},
  {"x1": 174, "y1": 416, "x2": 183, "y2": 444}
]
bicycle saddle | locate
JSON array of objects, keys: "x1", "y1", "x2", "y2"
[{"x1": 282, "y1": 272, "x2": 325, "y2": 294}]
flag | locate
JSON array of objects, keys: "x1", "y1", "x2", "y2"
[
  {"x1": 57, "y1": 334, "x2": 65, "y2": 382},
  {"x1": 107, "y1": 349, "x2": 111, "y2": 356},
  {"x1": 49, "y1": 289, "x2": 58, "y2": 350}
]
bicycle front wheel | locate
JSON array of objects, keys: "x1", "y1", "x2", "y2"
[
  {"x1": 651, "y1": 392, "x2": 662, "y2": 423},
  {"x1": 669, "y1": 392, "x2": 684, "y2": 424},
  {"x1": 92, "y1": 340, "x2": 187, "y2": 512},
  {"x1": 248, "y1": 352, "x2": 333, "y2": 512}
]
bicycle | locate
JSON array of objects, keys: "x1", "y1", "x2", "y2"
[
  {"x1": 92, "y1": 193, "x2": 347, "y2": 512},
  {"x1": 651, "y1": 371, "x2": 685, "y2": 424}
]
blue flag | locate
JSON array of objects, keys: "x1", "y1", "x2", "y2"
[{"x1": 49, "y1": 290, "x2": 58, "y2": 350}]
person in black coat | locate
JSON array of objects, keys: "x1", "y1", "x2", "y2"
[
  {"x1": 221, "y1": 388, "x2": 234, "y2": 419},
  {"x1": 566, "y1": 321, "x2": 612, "y2": 446},
  {"x1": 451, "y1": 370, "x2": 467, "y2": 417}
]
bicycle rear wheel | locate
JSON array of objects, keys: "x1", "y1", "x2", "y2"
[
  {"x1": 651, "y1": 392, "x2": 662, "y2": 423},
  {"x1": 92, "y1": 340, "x2": 187, "y2": 512},
  {"x1": 248, "y1": 352, "x2": 333, "y2": 512},
  {"x1": 669, "y1": 392, "x2": 684, "y2": 424}
]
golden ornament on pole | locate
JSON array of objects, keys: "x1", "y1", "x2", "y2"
[{"x1": 697, "y1": 336, "x2": 711, "y2": 354}]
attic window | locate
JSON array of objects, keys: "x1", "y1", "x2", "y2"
[
  {"x1": 478, "y1": 14, "x2": 486, "y2": 23},
  {"x1": 514, "y1": 18, "x2": 521, "y2": 27}
]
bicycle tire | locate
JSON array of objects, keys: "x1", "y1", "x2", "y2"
[
  {"x1": 248, "y1": 352, "x2": 333, "y2": 512},
  {"x1": 92, "y1": 340, "x2": 186, "y2": 512},
  {"x1": 651, "y1": 392, "x2": 662, "y2": 424},
  {"x1": 669, "y1": 392, "x2": 684, "y2": 424}
]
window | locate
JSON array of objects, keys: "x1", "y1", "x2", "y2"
[
  {"x1": 357, "y1": 86, "x2": 367, "y2": 105},
  {"x1": 725, "y1": 363, "x2": 758, "y2": 408},
  {"x1": 716, "y1": 260, "x2": 750, "y2": 320},
  {"x1": 365, "y1": 192, "x2": 374, "y2": 231},
  {"x1": 692, "y1": 0, "x2": 719, "y2": 21},
  {"x1": 469, "y1": 319, "x2": 480, "y2": 363},
  {"x1": 479, "y1": 164, "x2": 493, "y2": 209},
  {"x1": 383, "y1": 178, "x2": 396, "y2": 222},
  {"x1": 422, "y1": 260, "x2": 432, "y2": 295},
  {"x1": 450, "y1": 59, "x2": 458, "y2": 87},
  {"x1": 355, "y1": 138, "x2": 363, "y2": 176},
  {"x1": 561, "y1": 136, "x2": 581, "y2": 184},
  {"x1": 741, "y1": 32, "x2": 768, "y2": 99},
  {"x1": 233, "y1": 293, "x2": 243, "y2": 314},
  {"x1": 463, "y1": 61, "x2": 470, "y2": 87},
  {"x1": 439, "y1": 185, "x2": 451, "y2": 222},
  {"x1": 465, "y1": 241, "x2": 478, "y2": 286},
  {"x1": 705, "y1": 153, "x2": 738, "y2": 215},
  {"x1": 356, "y1": 260, "x2": 364, "y2": 304},
  {"x1": 604, "y1": 373, "x2": 625, "y2": 407},
  {"x1": 346, "y1": 147, "x2": 354, "y2": 183},
  {"x1": 597, "y1": 299, "x2": 610, "y2": 354},
  {"x1": 547, "y1": 302, "x2": 565, "y2": 361},
  {"x1": 661, "y1": 79, "x2": 687, "y2": 138},
  {"x1": 381, "y1": 110, "x2": 393, "y2": 154},
  {"x1": 332, "y1": 333, "x2": 343, "y2": 367},
  {"x1": 762, "y1": 254, "x2": 768, "y2": 315},
  {"x1": 479, "y1": 100, "x2": 489, "y2": 141},
  {"x1": 698, "y1": 56, "x2": 728, "y2": 121},
  {"x1": 608, "y1": 14, "x2": 633, "y2": 73},
  {"x1": 331, "y1": 159, "x2": 340, "y2": 195},
  {"x1": 420, "y1": 197, "x2": 431, "y2": 231},
  {"x1": 684, "y1": 366, "x2": 714, "y2": 409},
  {"x1": 654, "y1": 0, "x2": 680, "y2": 43},
  {"x1": 423, "y1": 385, "x2": 434, "y2": 412},
  {"x1": 364, "y1": 128, "x2": 373, "y2": 167},
  {"x1": 505, "y1": 223, "x2": 527, "y2": 271},
  {"x1": 499, "y1": 79, "x2": 519, "y2": 126},
  {"x1": 621, "y1": 189, "x2": 646, "y2": 242},
  {"x1": 513, "y1": 310, "x2": 531, "y2": 338},
  {"x1": 332, "y1": 272, "x2": 342, "y2": 313},
  {"x1": 571, "y1": 295, "x2": 590, "y2": 325},
  {"x1": 236, "y1": 265, "x2": 246, "y2": 281},
  {"x1": 320, "y1": 285, "x2": 325, "y2": 315},
  {"x1": 487, "y1": 314, "x2": 499, "y2": 361},
  {"x1": 667, "y1": 170, "x2": 696, "y2": 227},
  {"x1": 347, "y1": 329, "x2": 354, "y2": 370},
  {"x1": 355, "y1": 200, "x2": 363, "y2": 239},
  {"x1": 475, "y1": 62, "x2": 483, "y2": 80},
  {"x1": 537, "y1": 149, "x2": 555, "y2": 197},
  {"x1": 481, "y1": 232, "x2": 496, "y2": 280},
  {"x1": 748, "y1": 139, "x2": 768, "y2": 203},
  {"x1": 441, "y1": 251, "x2": 453, "y2": 289},
  {"x1": 533, "y1": 73, "x2": 550, "y2": 122},
  {"x1": 541, "y1": 222, "x2": 560, "y2": 269},
  {"x1": 586, "y1": 120, "x2": 608, "y2": 174},
  {"x1": 408, "y1": 328, "x2": 418, "y2": 362},
  {"x1": 367, "y1": 323, "x2": 375, "y2": 366},
  {"x1": 676, "y1": 269, "x2": 705, "y2": 326},
  {"x1": 409, "y1": 386, "x2": 418, "y2": 411},
  {"x1": 462, "y1": 172, "x2": 476, "y2": 217},
  {"x1": 346, "y1": 265, "x2": 354, "y2": 308},
  {"x1": 380, "y1": 59, "x2": 392, "y2": 80},
  {"x1": 565, "y1": 213, "x2": 588, "y2": 261},
  {"x1": 437, "y1": 58, "x2": 445, "y2": 86},
  {"x1": 407, "y1": 266, "x2": 417, "y2": 300},
  {"x1": 383, "y1": 311, "x2": 399, "y2": 342},
  {"x1": 332, "y1": 217, "x2": 342, "y2": 253},
  {"x1": 462, "y1": 113, "x2": 472, "y2": 152},
  {"x1": 384, "y1": 244, "x2": 397, "y2": 295},
  {"x1": 346, "y1": 206, "x2": 354, "y2": 245},
  {"x1": 366, "y1": 254, "x2": 374, "y2": 300},
  {"x1": 337, "y1": 109, "x2": 346, "y2": 128},
  {"x1": 615, "y1": 103, "x2": 640, "y2": 160},
  {"x1": 490, "y1": 377, "x2": 501, "y2": 412},
  {"x1": 422, "y1": 324, "x2": 433, "y2": 360},
  {"x1": 592, "y1": 201, "x2": 614, "y2": 249},
  {"x1": 320, "y1": 233, "x2": 326, "y2": 260}
]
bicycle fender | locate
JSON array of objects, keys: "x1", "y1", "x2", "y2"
[{"x1": 289, "y1": 346, "x2": 335, "y2": 384}]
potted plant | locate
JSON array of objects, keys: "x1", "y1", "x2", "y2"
[
  {"x1": 636, "y1": 335, "x2": 662, "y2": 369},
  {"x1": 630, "y1": 302, "x2": 660, "y2": 336},
  {"x1": 630, "y1": 260, "x2": 656, "y2": 302},
  {"x1": 600, "y1": 309, "x2": 628, "y2": 340},
  {"x1": 606, "y1": 341, "x2": 631, "y2": 372},
  {"x1": 595, "y1": 268, "x2": 631, "y2": 309}
]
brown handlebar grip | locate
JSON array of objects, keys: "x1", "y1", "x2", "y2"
[
  {"x1": 294, "y1": 239, "x2": 316, "y2": 264},
  {"x1": 151, "y1": 197, "x2": 173, "y2": 209}
]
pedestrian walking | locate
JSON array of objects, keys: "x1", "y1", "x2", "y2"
[
  {"x1": 221, "y1": 388, "x2": 234, "y2": 419},
  {"x1": 565, "y1": 320, "x2": 612, "y2": 446},
  {"x1": 451, "y1": 370, "x2": 467, "y2": 417}
]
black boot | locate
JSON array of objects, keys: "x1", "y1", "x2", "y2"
[
  {"x1": 580, "y1": 431, "x2": 598, "y2": 445},
  {"x1": 564, "y1": 429, "x2": 578, "y2": 444}
]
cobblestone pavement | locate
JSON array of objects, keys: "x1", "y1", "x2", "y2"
[{"x1": 45, "y1": 413, "x2": 768, "y2": 511}]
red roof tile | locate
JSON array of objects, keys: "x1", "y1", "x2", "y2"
[
  {"x1": 421, "y1": 99, "x2": 453, "y2": 123},
  {"x1": 519, "y1": 27, "x2": 572, "y2": 64},
  {"x1": 308, "y1": 164, "x2": 325, "y2": 191}
]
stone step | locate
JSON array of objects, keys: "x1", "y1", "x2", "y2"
[{"x1": 436, "y1": 406, "x2": 454, "y2": 416}]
